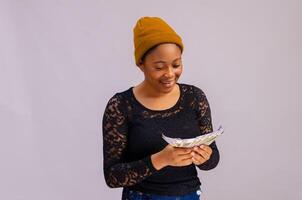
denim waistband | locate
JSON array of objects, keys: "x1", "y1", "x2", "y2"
[{"x1": 122, "y1": 187, "x2": 202, "y2": 200}]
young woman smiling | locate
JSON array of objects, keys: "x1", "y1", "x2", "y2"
[{"x1": 102, "y1": 16, "x2": 220, "y2": 200}]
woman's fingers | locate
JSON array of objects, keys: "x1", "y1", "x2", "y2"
[
  {"x1": 169, "y1": 145, "x2": 213, "y2": 166},
  {"x1": 195, "y1": 145, "x2": 212, "y2": 156},
  {"x1": 192, "y1": 145, "x2": 212, "y2": 161},
  {"x1": 176, "y1": 147, "x2": 192, "y2": 155},
  {"x1": 201, "y1": 145, "x2": 212, "y2": 155},
  {"x1": 179, "y1": 152, "x2": 193, "y2": 160},
  {"x1": 192, "y1": 157, "x2": 203, "y2": 165},
  {"x1": 191, "y1": 151, "x2": 206, "y2": 165}
]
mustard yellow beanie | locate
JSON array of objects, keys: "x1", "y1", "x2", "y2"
[{"x1": 133, "y1": 16, "x2": 184, "y2": 66}]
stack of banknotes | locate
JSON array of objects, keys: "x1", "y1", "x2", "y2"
[{"x1": 162, "y1": 126, "x2": 224, "y2": 148}]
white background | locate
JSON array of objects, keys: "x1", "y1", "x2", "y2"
[{"x1": 1, "y1": 0, "x2": 301, "y2": 199}]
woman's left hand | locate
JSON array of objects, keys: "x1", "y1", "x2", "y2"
[{"x1": 191, "y1": 145, "x2": 212, "y2": 165}]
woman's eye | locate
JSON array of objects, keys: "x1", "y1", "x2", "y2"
[{"x1": 173, "y1": 65, "x2": 181, "y2": 68}]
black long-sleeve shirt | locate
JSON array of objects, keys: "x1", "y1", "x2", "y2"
[{"x1": 102, "y1": 83, "x2": 219, "y2": 196}]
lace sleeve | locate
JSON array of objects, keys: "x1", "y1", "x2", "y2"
[
  {"x1": 193, "y1": 86, "x2": 220, "y2": 170},
  {"x1": 102, "y1": 93, "x2": 157, "y2": 188}
]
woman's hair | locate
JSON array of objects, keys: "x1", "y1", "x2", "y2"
[{"x1": 140, "y1": 43, "x2": 182, "y2": 64}]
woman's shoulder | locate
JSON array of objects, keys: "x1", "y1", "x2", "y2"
[
  {"x1": 105, "y1": 87, "x2": 132, "y2": 106},
  {"x1": 179, "y1": 83, "x2": 210, "y2": 110},
  {"x1": 179, "y1": 83, "x2": 206, "y2": 96}
]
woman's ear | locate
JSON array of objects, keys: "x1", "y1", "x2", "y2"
[{"x1": 137, "y1": 60, "x2": 145, "y2": 72}]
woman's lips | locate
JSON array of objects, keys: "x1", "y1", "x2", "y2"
[{"x1": 160, "y1": 80, "x2": 174, "y2": 87}]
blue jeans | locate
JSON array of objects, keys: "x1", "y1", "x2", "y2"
[{"x1": 122, "y1": 188, "x2": 202, "y2": 200}]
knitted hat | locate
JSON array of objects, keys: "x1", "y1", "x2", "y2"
[{"x1": 133, "y1": 16, "x2": 184, "y2": 66}]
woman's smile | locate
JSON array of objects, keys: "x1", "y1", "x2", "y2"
[{"x1": 160, "y1": 80, "x2": 175, "y2": 88}]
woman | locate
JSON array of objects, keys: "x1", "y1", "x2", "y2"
[{"x1": 102, "y1": 16, "x2": 220, "y2": 200}]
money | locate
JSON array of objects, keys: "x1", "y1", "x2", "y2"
[{"x1": 162, "y1": 126, "x2": 224, "y2": 148}]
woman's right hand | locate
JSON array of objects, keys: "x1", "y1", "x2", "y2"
[{"x1": 151, "y1": 144, "x2": 193, "y2": 170}]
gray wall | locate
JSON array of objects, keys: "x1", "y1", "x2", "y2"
[{"x1": 0, "y1": 0, "x2": 301, "y2": 199}]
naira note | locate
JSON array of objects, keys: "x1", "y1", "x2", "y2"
[{"x1": 162, "y1": 126, "x2": 224, "y2": 148}]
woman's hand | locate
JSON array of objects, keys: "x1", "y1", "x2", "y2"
[
  {"x1": 191, "y1": 145, "x2": 212, "y2": 165},
  {"x1": 151, "y1": 144, "x2": 194, "y2": 170}
]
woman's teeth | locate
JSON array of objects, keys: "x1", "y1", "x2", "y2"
[{"x1": 161, "y1": 81, "x2": 174, "y2": 87}]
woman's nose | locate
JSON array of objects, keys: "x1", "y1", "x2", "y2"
[{"x1": 164, "y1": 66, "x2": 174, "y2": 77}]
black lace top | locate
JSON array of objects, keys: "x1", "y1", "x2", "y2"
[{"x1": 102, "y1": 83, "x2": 220, "y2": 196}]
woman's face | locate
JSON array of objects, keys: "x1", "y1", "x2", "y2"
[{"x1": 138, "y1": 43, "x2": 183, "y2": 94}]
